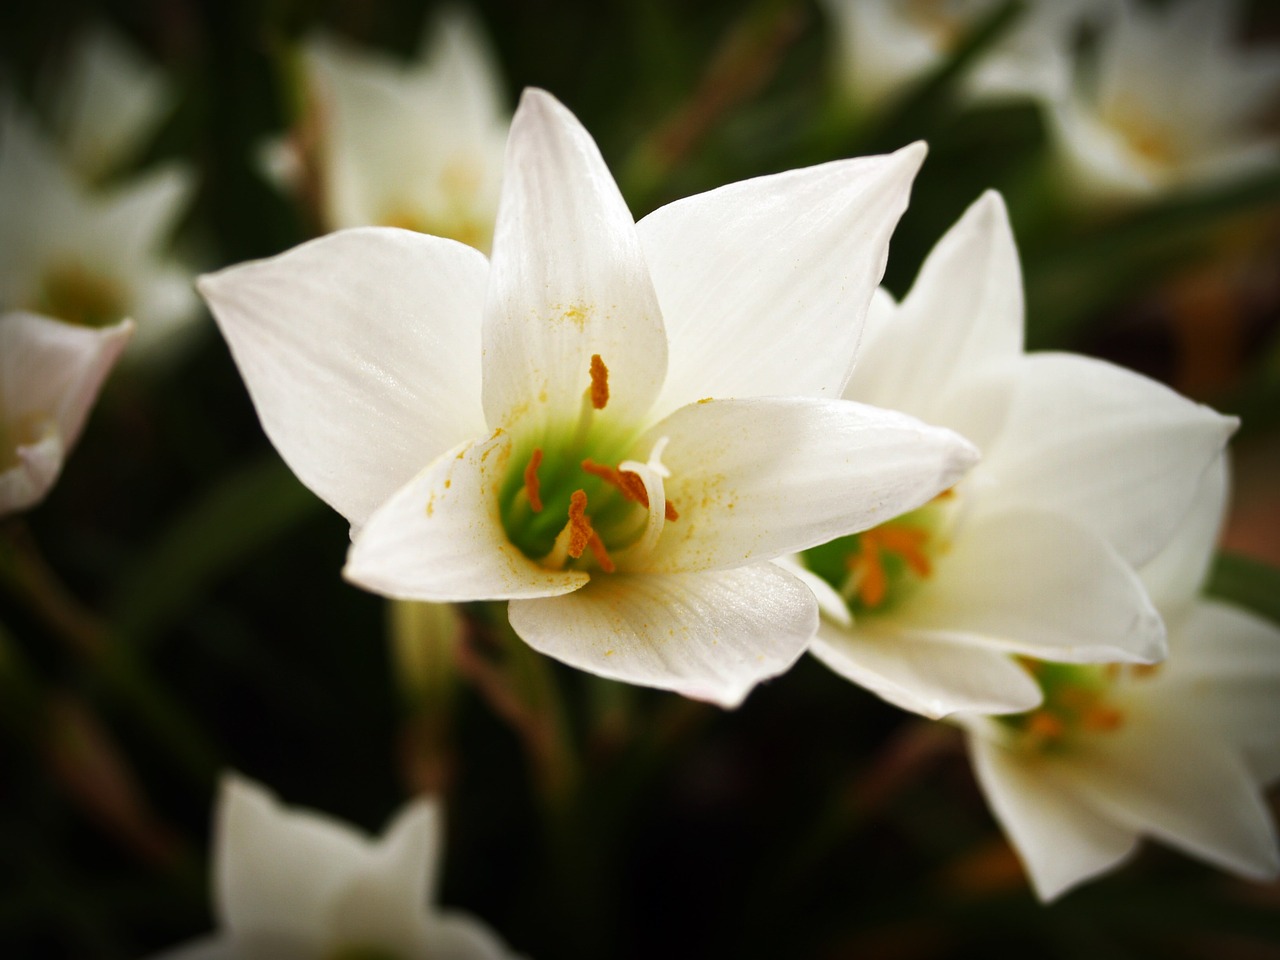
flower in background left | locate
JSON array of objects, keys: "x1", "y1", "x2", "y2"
[
  {"x1": 0, "y1": 311, "x2": 132, "y2": 516},
  {"x1": 153, "y1": 774, "x2": 521, "y2": 960},
  {"x1": 0, "y1": 27, "x2": 198, "y2": 361}
]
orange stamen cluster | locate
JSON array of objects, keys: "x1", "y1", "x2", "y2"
[
  {"x1": 581, "y1": 458, "x2": 679, "y2": 521},
  {"x1": 566, "y1": 490, "x2": 615, "y2": 573},
  {"x1": 589, "y1": 354, "x2": 610, "y2": 410},
  {"x1": 846, "y1": 524, "x2": 931, "y2": 608},
  {"x1": 523, "y1": 448, "x2": 544, "y2": 513}
]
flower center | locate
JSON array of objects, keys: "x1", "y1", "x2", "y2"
[
  {"x1": 498, "y1": 355, "x2": 678, "y2": 574},
  {"x1": 33, "y1": 262, "x2": 127, "y2": 329},
  {"x1": 997, "y1": 661, "x2": 1153, "y2": 753},
  {"x1": 1103, "y1": 101, "x2": 1180, "y2": 171},
  {"x1": 802, "y1": 491, "x2": 954, "y2": 617}
]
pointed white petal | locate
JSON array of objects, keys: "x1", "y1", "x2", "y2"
[
  {"x1": 423, "y1": 911, "x2": 520, "y2": 960},
  {"x1": 642, "y1": 397, "x2": 977, "y2": 573},
  {"x1": 899, "y1": 509, "x2": 1166, "y2": 663},
  {"x1": 638, "y1": 143, "x2": 925, "y2": 415},
  {"x1": 848, "y1": 191, "x2": 1023, "y2": 428},
  {"x1": 978, "y1": 352, "x2": 1235, "y2": 567},
  {"x1": 1068, "y1": 717, "x2": 1280, "y2": 881},
  {"x1": 482, "y1": 89, "x2": 666, "y2": 432},
  {"x1": 91, "y1": 163, "x2": 195, "y2": 259},
  {"x1": 344, "y1": 432, "x2": 588, "y2": 602},
  {"x1": 0, "y1": 311, "x2": 133, "y2": 452},
  {"x1": 968, "y1": 734, "x2": 1139, "y2": 901},
  {"x1": 811, "y1": 620, "x2": 1042, "y2": 718},
  {"x1": 1139, "y1": 455, "x2": 1228, "y2": 613},
  {"x1": 214, "y1": 775, "x2": 371, "y2": 937},
  {"x1": 198, "y1": 228, "x2": 489, "y2": 527},
  {"x1": 774, "y1": 556, "x2": 851, "y2": 627},
  {"x1": 508, "y1": 563, "x2": 817, "y2": 708}
]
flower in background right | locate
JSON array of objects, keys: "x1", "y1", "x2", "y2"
[
  {"x1": 1045, "y1": 0, "x2": 1280, "y2": 208},
  {"x1": 960, "y1": 456, "x2": 1280, "y2": 899}
]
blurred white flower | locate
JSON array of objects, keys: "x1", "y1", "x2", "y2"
[
  {"x1": 1047, "y1": 0, "x2": 1280, "y2": 206},
  {"x1": 963, "y1": 458, "x2": 1280, "y2": 900},
  {"x1": 804, "y1": 192, "x2": 1235, "y2": 718},
  {"x1": 820, "y1": 0, "x2": 1109, "y2": 112},
  {"x1": 264, "y1": 9, "x2": 508, "y2": 251},
  {"x1": 200, "y1": 88, "x2": 977, "y2": 707},
  {"x1": 155, "y1": 774, "x2": 519, "y2": 960},
  {"x1": 45, "y1": 23, "x2": 177, "y2": 183},
  {"x1": 0, "y1": 310, "x2": 132, "y2": 516},
  {"x1": 0, "y1": 103, "x2": 198, "y2": 359}
]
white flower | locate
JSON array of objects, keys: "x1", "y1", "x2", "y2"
[
  {"x1": 1046, "y1": 0, "x2": 1280, "y2": 206},
  {"x1": 819, "y1": 0, "x2": 1110, "y2": 112},
  {"x1": 0, "y1": 103, "x2": 198, "y2": 358},
  {"x1": 264, "y1": 9, "x2": 508, "y2": 251},
  {"x1": 0, "y1": 310, "x2": 132, "y2": 516},
  {"x1": 45, "y1": 23, "x2": 177, "y2": 183},
  {"x1": 154, "y1": 774, "x2": 519, "y2": 960},
  {"x1": 804, "y1": 191, "x2": 1236, "y2": 718},
  {"x1": 200, "y1": 88, "x2": 977, "y2": 708},
  {"x1": 962, "y1": 458, "x2": 1280, "y2": 900}
]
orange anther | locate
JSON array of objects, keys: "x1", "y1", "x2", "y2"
[
  {"x1": 523, "y1": 448, "x2": 544, "y2": 513},
  {"x1": 567, "y1": 489, "x2": 592, "y2": 558},
  {"x1": 850, "y1": 539, "x2": 888, "y2": 608},
  {"x1": 587, "y1": 530, "x2": 616, "y2": 573},
  {"x1": 589, "y1": 354, "x2": 609, "y2": 410},
  {"x1": 664, "y1": 501, "x2": 679, "y2": 522},
  {"x1": 866, "y1": 525, "x2": 932, "y2": 577},
  {"x1": 1026, "y1": 712, "x2": 1066, "y2": 740},
  {"x1": 1082, "y1": 706, "x2": 1124, "y2": 732}
]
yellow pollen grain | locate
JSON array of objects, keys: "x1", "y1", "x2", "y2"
[{"x1": 589, "y1": 354, "x2": 609, "y2": 410}]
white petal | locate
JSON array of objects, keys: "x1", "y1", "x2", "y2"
[
  {"x1": 898, "y1": 508, "x2": 1166, "y2": 664},
  {"x1": 1138, "y1": 454, "x2": 1228, "y2": 612},
  {"x1": 0, "y1": 433, "x2": 63, "y2": 516},
  {"x1": 51, "y1": 24, "x2": 174, "y2": 180},
  {"x1": 774, "y1": 556, "x2": 851, "y2": 627},
  {"x1": 811, "y1": 620, "x2": 1042, "y2": 718},
  {"x1": 968, "y1": 733, "x2": 1139, "y2": 902},
  {"x1": 1067, "y1": 716, "x2": 1280, "y2": 881},
  {"x1": 344, "y1": 432, "x2": 588, "y2": 602},
  {"x1": 213, "y1": 775, "x2": 372, "y2": 938},
  {"x1": 0, "y1": 311, "x2": 133, "y2": 452},
  {"x1": 508, "y1": 563, "x2": 817, "y2": 708},
  {"x1": 977, "y1": 352, "x2": 1235, "y2": 567},
  {"x1": 638, "y1": 143, "x2": 925, "y2": 415},
  {"x1": 482, "y1": 89, "x2": 666, "y2": 432},
  {"x1": 198, "y1": 228, "x2": 489, "y2": 527},
  {"x1": 1159, "y1": 600, "x2": 1280, "y2": 784},
  {"x1": 91, "y1": 162, "x2": 195, "y2": 260},
  {"x1": 642, "y1": 397, "x2": 977, "y2": 573},
  {"x1": 848, "y1": 191, "x2": 1023, "y2": 431},
  {"x1": 423, "y1": 911, "x2": 521, "y2": 960}
]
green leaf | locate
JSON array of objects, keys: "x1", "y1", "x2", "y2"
[
  {"x1": 108, "y1": 457, "x2": 322, "y2": 650},
  {"x1": 1205, "y1": 552, "x2": 1280, "y2": 627}
]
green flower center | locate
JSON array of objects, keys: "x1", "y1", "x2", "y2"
[
  {"x1": 997, "y1": 661, "x2": 1153, "y2": 753},
  {"x1": 34, "y1": 262, "x2": 127, "y2": 329},
  {"x1": 802, "y1": 492, "x2": 954, "y2": 617},
  {"x1": 498, "y1": 355, "x2": 678, "y2": 573}
]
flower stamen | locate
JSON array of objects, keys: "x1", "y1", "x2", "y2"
[
  {"x1": 523, "y1": 448, "x2": 544, "y2": 513},
  {"x1": 589, "y1": 353, "x2": 609, "y2": 410},
  {"x1": 582, "y1": 457, "x2": 680, "y2": 521}
]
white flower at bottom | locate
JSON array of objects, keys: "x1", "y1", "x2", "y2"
[
  {"x1": 0, "y1": 310, "x2": 132, "y2": 516},
  {"x1": 962, "y1": 459, "x2": 1280, "y2": 900},
  {"x1": 201, "y1": 89, "x2": 978, "y2": 708},
  {"x1": 154, "y1": 775, "x2": 519, "y2": 960}
]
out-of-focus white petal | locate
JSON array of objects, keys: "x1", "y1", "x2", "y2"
[
  {"x1": 1158, "y1": 600, "x2": 1280, "y2": 785},
  {"x1": 812, "y1": 621, "x2": 1042, "y2": 718},
  {"x1": 900, "y1": 509, "x2": 1166, "y2": 664},
  {"x1": 968, "y1": 734, "x2": 1139, "y2": 901},
  {"x1": 848, "y1": 191, "x2": 1023, "y2": 442},
  {"x1": 482, "y1": 89, "x2": 666, "y2": 432},
  {"x1": 214, "y1": 775, "x2": 369, "y2": 940},
  {"x1": 1066, "y1": 716, "x2": 1280, "y2": 881},
  {"x1": 49, "y1": 24, "x2": 175, "y2": 181},
  {"x1": 978, "y1": 352, "x2": 1235, "y2": 566},
  {"x1": 638, "y1": 143, "x2": 924, "y2": 415},
  {"x1": 344, "y1": 432, "x2": 589, "y2": 602},
  {"x1": 423, "y1": 912, "x2": 523, "y2": 960},
  {"x1": 775, "y1": 556, "x2": 851, "y2": 627},
  {"x1": 641, "y1": 397, "x2": 977, "y2": 573},
  {"x1": 91, "y1": 163, "x2": 195, "y2": 260},
  {"x1": 198, "y1": 228, "x2": 489, "y2": 527},
  {"x1": 0, "y1": 433, "x2": 63, "y2": 517},
  {"x1": 508, "y1": 563, "x2": 817, "y2": 708}
]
